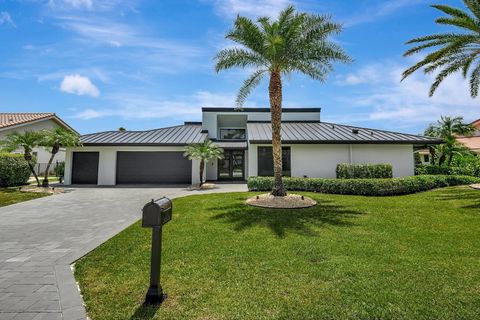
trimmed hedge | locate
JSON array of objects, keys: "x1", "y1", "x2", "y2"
[
  {"x1": 247, "y1": 175, "x2": 480, "y2": 196},
  {"x1": 0, "y1": 153, "x2": 31, "y2": 187},
  {"x1": 415, "y1": 164, "x2": 480, "y2": 177},
  {"x1": 336, "y1": 163, "x2": 393, "y2": 179}
]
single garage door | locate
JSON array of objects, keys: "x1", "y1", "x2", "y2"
[
  {"x1": 72, "y1": 152, "x2": 99, "y2": 184},
  {"x1": 116, "y1": 151, "x2": 191, "y2": 184}
]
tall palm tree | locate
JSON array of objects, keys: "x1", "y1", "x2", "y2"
[
  {"x1": 0, "y1": 131, "x2": 43, "y2": 186},
  {"x1": 402, "y1": 0, "x2": 480, "y2": 97},
  {"x1": 424, "y1": 116, "x2": 475, "y2": 165},
  {"x1": 215, "y1": 5, "x2": 351, "y2": 196},
  {"x1": 184, "y1": 140, "x2": 224, "y2": 187},
  {"x1": 40, "y1": 128, "x2": 81, "y2": 187}
]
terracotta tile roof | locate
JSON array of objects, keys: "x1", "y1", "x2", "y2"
[{"x1": 0, "y1": 113, "x2": 55, "y2": 129}]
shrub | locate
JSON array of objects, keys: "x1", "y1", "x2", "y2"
[
  {"x1": 415, "y1": 164, "x2": 480, "y2": 177},
  {"x1": 247, "y1": 175, "x2": 480, "y2": 196},
  {"x1": 336, "y1": 163, "x2": 393, "y2": 179},
  {"x1": 55, "y1": 162, "x2": 65, "y2": 177},
  {"x1": 0, "y1": 153, "x2": 31, "y2": 187}
]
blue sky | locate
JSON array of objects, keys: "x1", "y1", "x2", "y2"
[{"x1": 0, "y1": 0, "x2": 477, "y2": 134}]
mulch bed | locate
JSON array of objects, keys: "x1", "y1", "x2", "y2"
[
  {"x1": 246, "y1": 193, "x2": 317, "y2": 209},
  {"x1": 19, "y1": 186, "x2": 65, "y2": 194}
]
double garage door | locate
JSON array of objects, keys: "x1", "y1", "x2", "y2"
[{"x1": 71, "y1": 151, "x2": 191, "y2": 184}]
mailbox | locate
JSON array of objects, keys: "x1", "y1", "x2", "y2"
[
  {"x1": 141, "y1": 197, "x2": 172, "y2": 304},
  {"x1": 142, "y1": 197, "x2": 172, "y2": 228}
]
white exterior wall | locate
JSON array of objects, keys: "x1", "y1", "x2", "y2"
[
  {"x1": 64, "y1": 146, "x2": 200, "y2": 185},
  {"x1": 0, "y1": 119, "x2": 67, "y2": 163},
  {"x1": 248, "y1": 143, "x2": 415, "y2": 178}
]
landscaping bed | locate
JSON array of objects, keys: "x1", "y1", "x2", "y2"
[{"x1": 75, "y1": 188, "x2": 480, "y2": 319}]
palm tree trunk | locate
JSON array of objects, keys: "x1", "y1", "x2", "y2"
[
  {"x1": 24, "y1": 153, "x2": 40, "y2": 187},
  {"x1": 42, "y1": 152, "x2": 56, "y2": 187},
  {"x1": 199, "y1": 159, "x2": 205, "y2": 187},
  {"x1": 269, "y1": 70, "x2": 286, "y2": 197},
  {"x1": 428, "y1": 146, "x2": 435, "y2": 165}
]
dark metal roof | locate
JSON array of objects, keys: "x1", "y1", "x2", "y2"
[
  {"x1": 247, "y1": 122, "x2": 442, "y2": 145},
  {"x1": 202, "y1": 107, "x2": 320, "y2": 113},
  {"x1": 212, "y1": 140, "x2": 248, "y2": 149},
  {"x1": 81, "y1": 125, "x2": 207, "y2": 146}
]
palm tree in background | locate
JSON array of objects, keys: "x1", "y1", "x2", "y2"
[
  {"x1": 403, "y1": 1, "x2": 480, "y2": 97},
  {"x1": 215, "y1": 5, "x2": 351, "y2": 196},
  {"x1": 424, "y1": 116, "x2": 475, "y2": 165},
  {"x1": 0, "y1": 131, "x2": 43, "y2": 186},
  {"x1": 40, "y1": 128, "x2": 81, "y2": 187},
  {"x1": 184, "y1": 140, "x2": 224, "y2": 187}
]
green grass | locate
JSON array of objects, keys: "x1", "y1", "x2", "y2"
[
  {"x1": 75, "y1": 187, "x2": 480, "y2": 320},
  {"x1": 0, "y1": 188, "x2": 50, "y2": 207}
]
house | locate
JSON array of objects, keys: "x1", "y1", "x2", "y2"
[
  {"x1": 63, "y1": 107, "x2": 441, "y2": 185},
  {"x1": 456, "y1": 118, "x2": 480, "y2": 153},
  {"x1": 0, "y1": 113, "x2": 78, "y2": 173}
]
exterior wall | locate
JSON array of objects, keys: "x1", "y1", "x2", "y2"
[
  {"x1": 64, "y1": 146, "x2": 199, "y2": 185},
  {"x1": 206, "y1": 158, "x2": 218, "y2": 181},
  {"x1": 248, "y1": 143, "x2": 415, "y2": 178},
  {"x1": 0, "y1": 119, "x2": 66, "y2": 164},
  {"x1": 202, "y1": 110, "x2": 321, "y2": 139}
]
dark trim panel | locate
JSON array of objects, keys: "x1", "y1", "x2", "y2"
[
  {"x1": 249, "y1": 140, "x2": 443, "y2": 145},
  {"x1": 82, "y1": 143, "x2": 195, "y2": 147},
  {"x1": 202, "y1": 107, "x2": 321, "y2": 113}
]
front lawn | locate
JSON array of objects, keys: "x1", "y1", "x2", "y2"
[
  {"x1": 75, "y1": 187, "x2": 480, "y2": 320},
  {"x1": 0, "y1": 188, "x2": 50, "y2": 207}
]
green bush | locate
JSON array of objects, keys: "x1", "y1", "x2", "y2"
[
  {"x1": 55, "y1": 162, "x2": 65, "y2": 177},
  {"x1": 0, "y1": 153, "x2": 31, "y2": 187},
  {"x1": 247, "y1": 175, "x2": 480, "y2": 196},
  {"x1": 336, "y1": 163, "x2": 393, "y2": 179},
  {"x1": 415, "y1": 164, "x2": 480, "y2": 177}
]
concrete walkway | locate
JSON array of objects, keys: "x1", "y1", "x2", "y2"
[{"x1": 0, "y1": 184, "x2": 247, "y2": 320}]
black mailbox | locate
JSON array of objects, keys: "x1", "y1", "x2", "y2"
[
  {"x1": 142, "y1": 197, "x2": 172, "y2": 228},
  {"x1": 141, "y1": 197, "x2": 172, "y2": 304}
]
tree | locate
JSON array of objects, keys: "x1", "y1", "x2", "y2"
[
  {"x1": 215, "y1": 5, "x2": 350, "y2": 196},
  {"x1": 0, "y1": 131, "x2": 43, "y2": 186},
  {"x1": 424, "y1": 116, "x2": 475, "y2": 165},
  {"x1": 402, "y1": 1, "x2": 480, "y2": 97},
  {"x1": 184, "y1": 140, "x2": 224, "y2": 187},
  {"x1": 118, "y1": 127, "x2": 126, "y2": 132},
  {"x1": 40, "y1": 128, "x2": 81, "y2": 187}
]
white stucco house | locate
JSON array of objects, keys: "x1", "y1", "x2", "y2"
[
  {"x1": 64, "y1": 107, "x2": 441, "y2": 185},
  {"x1": 0, "y1": 113, "x2": 78, "y2": 174}
]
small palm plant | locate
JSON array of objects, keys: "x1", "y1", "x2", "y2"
[
  {"x1": 184, "y1": 140, "x2": 224, "y2": 187},
  {"x1": 215, "y1": 5, "x2": 350, "y2": 196},
  {"x1": 40, "y1": 127, "x2": 81, "y2": 187},
  {"x1": 402, "y1": 1, "x2": 480, "y2": 97},
  {"x1": 0, "y1": 131, "x2": 43, "y2": 186}
]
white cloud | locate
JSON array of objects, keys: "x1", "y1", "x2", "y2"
[
  {"x1": 335, "y1": 60, "x2": 480, "y2": 126},
  {"x1": 0, "y1": 12, "x2": 16, "y2": 27},
  {"x1": 208, "y1": 0, "x2": 294, "y2": 18},
  {"x1": 344, "y1": 0, "x2": 423, "y2": 27},
  {"x1": 71, "y1": 90, "x2": 252, "y2": 120},
  {"x1": 60, "y1": 74, "x2": 100, "y2": 97},
  {"x1": 47, "y1": 0, "x2": 134, "y2": 11}
]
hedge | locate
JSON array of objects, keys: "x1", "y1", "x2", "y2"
[
  {"x1": 415, "y1": 164, "x2": 480, "y2": 177},
  {"x1": 247, "y1": 175, "x2": 480, "y2": 196},
  {"x1": 0, "y1": 153, "x2": 31, "y2": 187},
  {"x1": 336, "y1": 163, "x2": 393, "y2": 179}
]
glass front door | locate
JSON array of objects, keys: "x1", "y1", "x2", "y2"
[{"x1": 218, "y1": 150, "x2": 244, "y2": 180}]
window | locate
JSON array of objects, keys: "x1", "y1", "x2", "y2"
[
  {"x1": 219, "y1": 128, "x2": 246, "y2": 140},
  {"x1": 423, "y1": 155, "x2": 430, "y2": 163},
  {"x1": 257, "y1": 146, "x2": 291, "y2": 177}
]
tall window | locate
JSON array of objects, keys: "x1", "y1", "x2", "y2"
[
  {"x1": 219, "y1": 128, "x2": 246, "y2": 140},
  {"x1": 257, "y1": 147, "x2": 291, "y2": 176}
]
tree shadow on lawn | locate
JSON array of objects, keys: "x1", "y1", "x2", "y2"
[
  {"x1": 433, "y1": 188, "x2": 480, "y2": 210},
  {"x1": 210, "y1": 198, "x2": 364, "y2": 238}
]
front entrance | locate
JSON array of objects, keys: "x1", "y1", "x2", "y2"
[{"x1": 218, "y1": 150, "x2": 245, "y2": 180}]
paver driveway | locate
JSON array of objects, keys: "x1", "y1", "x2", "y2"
[{"x1": 0, "y1": 184, "x2": 247, "y2": 320}]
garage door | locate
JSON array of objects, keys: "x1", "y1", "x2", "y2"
[
  {"x1": 116, "y1": 151, "x2": 191, "y2": 184},
  {"x1": 72, "y1": 152, "x2": 99, "y2": 184}
]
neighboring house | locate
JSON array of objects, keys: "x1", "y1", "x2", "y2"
[
  {"x1": 63, "y1": 107, "x2": 441, "y2": 185},
  {"x1": 456, "y1": 118, "x2": 480, "y2": 153},
  {"x1": 0, "y1": 113, "x2": 78, "y2": 173}
]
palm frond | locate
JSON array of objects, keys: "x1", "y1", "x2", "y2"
[
  {"x1": 432, "y1": 4, "x2": 473, "y2": 20},
  {"x1": 470, "y1": 60, "x2": 480, "y2": 97},
  {"x1": 464, "y1": 0, "x2": 480, "y2": 20},
  {"x1": 214, "y1": 48, "x2": 267, "y2": 72},
  {"x1": 429, "y1": 58, "x2": 466, "y2": 96},
  {"x1": 236, "y1": 70, "x2": 267, "y2": 108},
  {"x1": 435, "y1": 17, "x2": 480, "y2": 32}
]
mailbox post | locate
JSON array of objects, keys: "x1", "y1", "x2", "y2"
[{"x1": 142, "y1": 197, "x2": 172, "y2": 304}]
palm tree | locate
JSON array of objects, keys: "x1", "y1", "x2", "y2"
[
  {"x1": 424, "y1": 116, "x2": 475, "y2": 165},
  {"x1": 40, "y1": 128, "x2": 81, "y2": 187},
  {"x1": 215, "y1": 5, "x2": 351, "y2": 196},
  {"x1": 184, "y1": 140, "x2": 224, "y2": 187},
  {"x1": 402, "y1": 1, "x2": 480, "y2": 97},
  {"x1": 0, "y1": 131, "x2": 43, "y2": 186}
]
